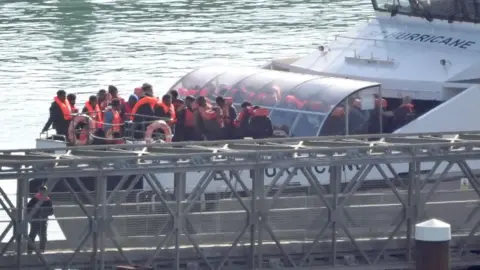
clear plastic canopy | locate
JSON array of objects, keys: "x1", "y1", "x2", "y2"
[{"x1": 170, "y1": 66, "x2": 382, "y2": 137}]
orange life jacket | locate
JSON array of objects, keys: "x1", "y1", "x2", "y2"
[
  {"x1": 54, "y1": 97, "x2": 72, "y2": 120},
  {"x1": 400, "y1": 103, "x2": 414, "y2": 113},
  {"x1": 221, "y1": 104, "x2": 231, "y2": 124},
  {"x1": 307, "y1": 101, "x2": 324, "y2": 111},
  {"x1": 35, "y1": 193, "x2": 50, "y2": 201},
  {"x1": 108, "y1": 108, "x2": 122, "y2": 132},
  {"x1": 376, "y1": 98, "x2": 388, "y2": 108},
  {"x1": 130, "y1": 96, "x2": 157, "y2": 120},
  {"x1": 331, "y1": 106, "x2": 345, "y2": 117},
  {"x1": 85, "y1": 101, "x2": 103, "y2": 128},
  {"x1": 234, "y1": 106, "x2": 253, "y2": 128},
  {"x1": 157, "y1": 102, "x2": 177, "y2": 125},
  {"x1": 184, "y1": 108, "x2": 195, "y2": 127},
  {"x1": 71, "y1": 106, "x2": 78, "y2": 114},
  {"x1": 198, "y1": 105, "x2": 223, "y2": 128},
  {"x1": 284, "y1": 95, "x2": 305, "y2": 109}
]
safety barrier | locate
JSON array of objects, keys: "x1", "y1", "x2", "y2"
[{"x1": 2, "y1": 132, "x2": 480, "y2": 269}]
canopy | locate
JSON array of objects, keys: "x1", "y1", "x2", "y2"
[{"x1": 170, "y1": 66, "x2": 382, "y2": 136}]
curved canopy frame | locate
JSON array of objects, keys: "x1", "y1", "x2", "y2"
[{"x1": 170, "y1": 66, "x2": 382, "y2": 137}]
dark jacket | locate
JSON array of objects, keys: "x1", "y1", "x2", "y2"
[
  {"x1": 42, "y1": 102, "x2": 70, "y2": 133},
  {"x1": 248, "y1": 115, "x2": 273, "y2": 139},
  {"x1": 26, "y1": 195, "x2": 54, "y2": 220}
]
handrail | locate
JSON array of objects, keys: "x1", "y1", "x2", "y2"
[
  {"x1": 135, "y1": 190, "x2": 148, "y2": 211},
  {"x1": 151, "y1": 194, "x2": 157, "y2": 212}
]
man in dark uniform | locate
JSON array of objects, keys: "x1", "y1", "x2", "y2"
[{"x1": 27, "y1": 186, "x2": 54, "y2": 254}]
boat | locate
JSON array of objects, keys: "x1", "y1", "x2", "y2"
[
  {"x1": 34, "y1": 0, "x2": 480, "y2": 195},
  {"x1": 34, "y1": 63, "x2": 479, "y2": 196},
  {"x1": 263, "y1": 0, "x2": 480, "y2": 134}
]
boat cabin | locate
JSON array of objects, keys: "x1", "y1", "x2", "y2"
[{"x1": 170, "y1": 66, "x2": 384, "y2": 137}]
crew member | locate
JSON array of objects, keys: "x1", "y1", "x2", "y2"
[
  {"x1": 195, "y1": 96, "x2": 223, "y2": 140},
  {"x1": 128, "y1": 87, "x2": 143, "y2": 111},
  {"x1": 248, "y1": 106, "x2": 273, "y2": 139},
  {"x1": 155, "y1": 94, "x2": 177, "y2": 126},
  {"x1": 83, "y1": 95, "x2": 103, "y2": 129},
  {"x1": 130, "y1": 87, "x2": 157, "y2": 139},
  {"x1": 216, "y1": 96, "x2": 237, "y2": 139},
  {"x1": 392, "y1": 96, "x2": 414, "y2": 130},
  {"x1": 168, "y1": 89, "x2": 185, "y2": 112},
  {"x1": 175, "y1": 96, "x2": 198, "y2": 141},
  {"x1": 41, "y1": 90, "x2": 72, "y2": 139},
  {"x1": 108, "y1": 85, "x2": 130, "y2": 118},
  {"x1": 27, "y1": 186, "x2": 54, "y2": 254},
  {"x1": 67, "y1": 93, "x2": 78, "y2": 113},
  {"x1": 104, "y1": 98, "x2": 123, "y2": 143},
  {"x1": 234, "y1": 101, "x2": 253, "y2": 139}
]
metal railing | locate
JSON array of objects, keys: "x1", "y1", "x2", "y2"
[{"x1": 1, "y1": 133, "x2": 480, "y2": 269}]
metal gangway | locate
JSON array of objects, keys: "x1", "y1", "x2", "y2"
[{"x1": 1, "y1": 132, "x2": 480, "y2": 269}]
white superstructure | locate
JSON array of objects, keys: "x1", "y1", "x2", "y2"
[{"x1": 267, "y1": 0, "x2": 480, "y2": 102}]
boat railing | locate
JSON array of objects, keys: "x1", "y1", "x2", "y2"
[{"x1": 38, "y1": 112, "x2": 171, "y2": 146}]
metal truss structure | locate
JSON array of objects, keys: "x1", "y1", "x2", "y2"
[{"x1": 0, "y1": 131, "x2": 480, "y2": 269}]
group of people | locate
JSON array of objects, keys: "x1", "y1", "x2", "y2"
[{"x1": 41, "y1": 83, "x2": 275, "y2": 144}]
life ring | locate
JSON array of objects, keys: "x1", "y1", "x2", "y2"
[
  {"x1": 68, "y1": 115, "x2": 95, "y2": 145},
  {"x1": 144, "y1": 120, "x2": 172, "y2": 144}
]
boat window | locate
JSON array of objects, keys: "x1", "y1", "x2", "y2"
[
  {"x1": 204, "y1": 69, "x2": 261, "y2": 99},
  {"x1": 373, "y1": 0, "x2": 480, "y2": 23},
  {"x1": 170, "y1": 66, "x2": 226, "y2": 93},
  {"x1": 318, "y1": 86, "x2": 383, "y2": 136},
  {"x1": 270, "y1": 78, "x2": 334, "y2": 137},
  {"x1": 251, "y1": 76, "x2": 317, "y2": 108},
  {"x1": 225, "y1": 72, "x2": 280, "y2": 104}
]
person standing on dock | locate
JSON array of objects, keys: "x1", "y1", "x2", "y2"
[
  {"x1": 41, "y1": 90, "x2": 72, "y2": 140},
  {"x1": 26, "y1": 186, "x2": 54, "y2": 254}
]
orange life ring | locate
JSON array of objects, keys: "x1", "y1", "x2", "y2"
[
  {"x1": 68, "y1": 115, "x2": 95, "y2": 145},
  {"x1": 144, "y1": 120, "x2": 172, "y2": 144}
]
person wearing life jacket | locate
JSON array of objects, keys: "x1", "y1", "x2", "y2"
[
  {"x1": 195, "y1": 96, "x2": 223, "y2": 140},
  {"x1": 215, "y1": 96, "x2": 237, "y2": 139},
  {"x1": 97, "y1": 89, "x2": 108, "y2": 111},
  {"x1": 320, "y1": 106, "x2": 346, "y2": 136},
  {"x1": 175, "y1": 95, "x2": 199, "y2": 141},
  {"x1": 26, "y1": 185, "x2": 54, "y2": 254},
  {"x1": 233, "y1": 101, "x2": 253, "y2": 139},
  {"x1": 248, "y1": 106, "x2": 273, "y2": 139},
  {"x1": 154, "y1": 94, "x2": 177, "y2": 125},
  {"x1": 293, "y1": 100, "x2": 324, "y2": 137},
  {"x1": 108, "y1": 85, "x2": 130, "y2": 119},
  {"x1": 392, "y1": 96, "x2": 415, "y2": 130},
  {"x1": 169, "y1": 89, "x2": 185, "y2": 112},
  {"x1": 103, "y1": 98, "x2": 124, "y2": 143},
  {"x1": 128, "y1": 86, "x2": 144, "y2": 111},
  {"x1": 67, "y1": 93, "x2": 78, "y2": 113},
  {"x1": 41, "y1": 90, "x2": 72, "y2": 140},
  {"x1": 82, "y1": 95, "x2": 104, "y2": 129},
  {"x1": 252, "y1": 86, "x2": 280, "y2": 107},
  {"x1": 373, "y1": 94, "x2": 388, "y2": 109},
  {"x1": 130, "y1": 90, "x2": 157, "y2": 139}
]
